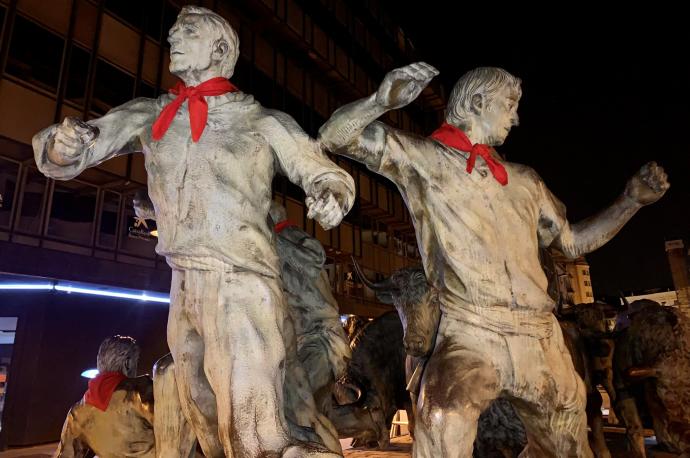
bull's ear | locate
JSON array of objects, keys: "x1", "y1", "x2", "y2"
[{"x1": 375, "y1": 291, "x2": 395, "y2": 304}]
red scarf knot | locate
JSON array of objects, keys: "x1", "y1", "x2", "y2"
[
  {"x1": 151, "y1": 77, "x2": 238, "y2": 143},
  {"x1": 429, "y1": 122, "x2": 508, "y2": 186}
]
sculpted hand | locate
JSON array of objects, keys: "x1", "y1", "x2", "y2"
[
  {"x1": 306, "y1": 181, "x2": 350, "y2": 230},
  {"x1": 375, "y1": 62, "x2": 439, "y2": 110},
  {"x1": 624, "y1": 161, "x2": 670, "y2": 206},
  {"x1": 48, "y1": 117, "x2": 99, "y2": 166}
]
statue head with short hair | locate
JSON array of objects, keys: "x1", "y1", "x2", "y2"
[
  {"x1": 167, "y1": 6, "x2": 240, "y2": 83},
  {"x1": 446, "y1": 67, "x2": 522, "y2": 146},
  {"x1": 96, "y1": 335, "x2": 140, "y2": 378}
]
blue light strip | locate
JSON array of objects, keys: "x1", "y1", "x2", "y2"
[
  {"x1": 54, "y1": 285, "x2": 170, "y2": 303},
  {"x1": 0, "y1": 283, "x2": 54, "y2": 290},
  {"x1": 0, "y1": 282, "x2": 170, "y2": 303}
]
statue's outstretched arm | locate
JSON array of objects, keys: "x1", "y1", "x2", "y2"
[
  {"x1": 553, "y1": 162, "x2": 669, "y2": 258},
  {"x1": 319, "y1": 62, "x2": 437, "y2": 162},
  {"x1": 33, "y1": 98, "x2": 156, "y2": 181}
]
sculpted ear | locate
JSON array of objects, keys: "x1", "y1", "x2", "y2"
[
  {"x1": 213, "y1": 39, "x2": 229, "y2": 61},
  {"x1": 470, "y1": 93, "x2": 484, "y2": 115}
]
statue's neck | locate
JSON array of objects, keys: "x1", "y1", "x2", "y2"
[{"x1": 453, "y1": 120, "x2": 487, "y2": 145}]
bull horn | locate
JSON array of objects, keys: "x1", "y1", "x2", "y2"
[
  {"x1": 627, "y1": 366, "x2": 658, "y2": 379},
  {"x1": 333, "y1": 378, "x2": 362, "y2": 405},
  {"x1": 619, "y1": 291, "x2": 630, "y2": 308},
  {"x1": 351, "y1": 256, "x2": 397, "y2": 292}
]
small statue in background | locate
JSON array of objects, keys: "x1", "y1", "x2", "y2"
[{"x1": 54, "y1": 336, "x2": 154, "y2": 458}]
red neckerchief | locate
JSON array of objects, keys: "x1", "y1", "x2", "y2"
[
  {"x1": 152, "y1": 77, "x2": 238, "y2": 142},
  {"x1": 429, "y1": 122, "x2": 508, "y2": 186},
  {"x1": 84, "y1": 371, "x2": 127, "y2": 411}
]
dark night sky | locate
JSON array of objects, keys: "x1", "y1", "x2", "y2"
[{"x1": 382, "y1": 4, "x2": 690, "y2": 295}]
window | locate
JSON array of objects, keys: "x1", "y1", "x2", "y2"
[
  {"x1": 15, "y1": 168, "x2": 48, "y2": 234},
  {"x1": 47, "y1": 181, "x2": 97, "y2": 245},
  {"x1": 253, "y1": 70, "x2": 273, "y2": 106},
  {"x1": 6, "y1": 15, "x2": 65, "y2": 92},
  {"x1": 92, "y1": 59, "x2": 135, "y2": 112},
  {"x1": 232, "y1": 58, "x2": 252, "y2": 92},
  {"x1": 98, "y1": 191, "x2": 121, "y2": 248},
  {"x1": 105, "y1": 0, "x2": 144, "y2": 29},
  {"x1": 138, "y1": 82, "x2": 158, "y2": 99},
  {"x1": 584, "y1": 280, "x2": 591, "y2": 286},
  {"x1": 161, "y1": 2, "x2": 180, "y2": 41},
  {"x1": 0, "y1": 158, "x2": 20, "y2": 229},
  {"x1": 65, "y1": 45, "x2": 90, "y2": 105},
  {"x1": 145, "y1": 1, "x2": 164, "y2": 41},
  {"x1": 586, "y1": 292, "x2": 593, "y2": 298}
]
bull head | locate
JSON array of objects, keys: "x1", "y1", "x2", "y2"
[{"x1": 351, "y1": 257, "x2": 439, "y2": 357}]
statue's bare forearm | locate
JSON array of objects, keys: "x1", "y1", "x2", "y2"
[
  {"x1": 556, "y1": 194, "x2": 642, "y2": 259},
  {"x1": 319, "y1": 94, "x2": 387, "y2": 153}
]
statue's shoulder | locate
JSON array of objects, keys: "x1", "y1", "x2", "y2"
[
  {"x1": 119, "y1": 97, "x2": 160, "y2": 113},
  {"x1": 117, "y1": 375, "x2": 154, "y2": 405},
  {"x1": 251, "y1": 104, "x2": 312, "y2": 139},
  {"x1": 506, "y1": 162, "x2": 543, "y2": 183},
  {"x1": 256, "y1": 104, "x2": 298, "y2": 125}
]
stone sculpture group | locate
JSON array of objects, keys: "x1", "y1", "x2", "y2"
[{"x1": 34, "y1": 5, "x2": 670, "y2": 458}]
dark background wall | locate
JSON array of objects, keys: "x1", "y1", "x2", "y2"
[{"x1": 0, "y1": 290, "x2": 169, "y2": 447}]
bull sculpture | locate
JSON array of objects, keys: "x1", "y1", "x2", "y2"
[
  {"x1": 558, "y1": 303, "x2": 616, "y2": 458},
  {"x1": 613, "y1": 300, "x2": 690, "y2": 457},
  {"x1": 331, "y1": 312, "x2": 412, "y2": 449}
]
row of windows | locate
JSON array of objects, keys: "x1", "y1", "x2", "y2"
[
  {"x1": 5, "y1": 14, "x2": 157, "y2": 115},
  {"x1": 0, "y1": 157, "x2": 158, "y2": 258},
  {"x1": 102, "y1": 0, "x2": 178, "y2": 44},
  {"x1": 2, "y1": 0, "x2": 430, "y2": 131}
]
